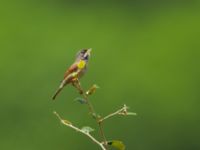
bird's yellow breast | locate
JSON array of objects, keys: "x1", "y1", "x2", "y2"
[{"x1": 77, "y1": 60, "x2": 86, "y2": 69}]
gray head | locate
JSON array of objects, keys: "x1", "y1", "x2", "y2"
[{"x1": 76, "y1": 48, "x2": 92, "y2": 61}]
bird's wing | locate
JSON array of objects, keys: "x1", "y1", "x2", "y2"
[{"x1": 63, "y1": 62, "x2": 78, "y2": 79}]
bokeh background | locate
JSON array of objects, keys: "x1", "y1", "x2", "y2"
[{"x1": 0, "y1": 0, "x2": 200, "y2": 150}]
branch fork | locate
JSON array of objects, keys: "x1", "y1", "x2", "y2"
[{"x1": 54, "y1": 80, "x2": 136, "y2": 150}]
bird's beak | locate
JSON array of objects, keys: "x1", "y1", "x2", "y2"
[
  {"x1": 85, "y1": 48, "x2": 92, "y2": 56},
  {"x1": 87, "y1": 48, "x2": 92, "y2": 54}
]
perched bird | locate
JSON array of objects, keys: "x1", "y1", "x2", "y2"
[{"x1": 52, "y1": 48, "x2": 92, "y2": 100}]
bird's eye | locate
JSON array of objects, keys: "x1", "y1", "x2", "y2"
[{"x1": 81, "y1": 49, "x2": 87, "y2": 54}]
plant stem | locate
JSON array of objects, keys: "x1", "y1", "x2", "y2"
[
  {"x1": 99, "y1": 104, "x2": 136, "y2": 122},
  {"x1": 72, "y1": 79, "x2": 108, "y2": 149},
  {"x1": 53, "y1": 111, "x2": 106, "y2": 150},
  {"x1": 99, "y1": 107, "x2": 125, "y2": 122},
  {"x1": 84, "y1": 93, "x2": 108, "y2": 149}
]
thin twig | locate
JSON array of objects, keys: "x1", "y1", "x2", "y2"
[
  {"x1": 54, "y1": 111, "x2": 106, "y2": 150},
  {"x1": 99, "y1": 104, "x2": 137, "y2": 123}
]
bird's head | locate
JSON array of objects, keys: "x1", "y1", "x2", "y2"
[{"x1": 76, "y1": 48, "x2": 92, "y2": 61}]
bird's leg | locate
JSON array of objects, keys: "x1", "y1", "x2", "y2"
[{"x1": 72, "y1": 78, "x2": 83, "y2": 94}]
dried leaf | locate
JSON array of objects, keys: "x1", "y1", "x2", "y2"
[
  {"x1": 81, "y1": 126, "x2": 94, "y2": 134},
  {"x1": 86, "y1": 84, "x2": 99, "y2": 96},
  {"x1": 74, "y1": 97, "x2": 87, "y2": 104},
  {"x1": 108, "y1": 140, "x2": 125, "y2": 150},
  {"x1": 62, "y1": 119, "x2": 72, "y2": 125},
  {"x1": 118, "y1": 111, "x2": 137, "y2": 116},
  {"x1": 127, "y1": 112, "x2": 137, "y2": 116}
]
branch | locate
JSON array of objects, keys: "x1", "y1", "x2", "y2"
[
  {"x1": 72, "y1": 80, "x2": 136, "y2": 149},
  {"x1": 99, "y1": 104, "x2": 137, "y2": 123},
  {"x1": 72, "y1": 80, "x2": 108, "y2": 147},
  {"x1": 53, "y1": 111, "x2": 106, "y2": 150},
  {"x1": 72, "y1": 79, "x2": 96, "y2": 116}
]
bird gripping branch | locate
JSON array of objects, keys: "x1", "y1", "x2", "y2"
[{"x1": 52, "y1": 48, "x2": 92, "y2": 100}]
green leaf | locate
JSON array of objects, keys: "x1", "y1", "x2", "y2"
[
  {"x1": 74, "y1": 97, "x2": 87, "y2": 104},
  {"x1": 91, "y1": 112, "x2": 101, "y2": 119},
  {"x1": 108, "y1": 140, "x2": 125, "y2": 150},
  {"x1": 81, "y1": 126, "x2": 94, "y2": 134}
]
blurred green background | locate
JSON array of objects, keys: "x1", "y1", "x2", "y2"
[{"x1": 0, "y1": 0, "x2": 200, "y2": 150}]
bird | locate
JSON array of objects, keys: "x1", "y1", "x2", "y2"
[{"x1": 52, "y1": 48, "x2": 92, "y2": 100}]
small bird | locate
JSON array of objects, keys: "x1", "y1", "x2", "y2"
[{"x1": 52, "y1": 48, "x2": 92, "y2": 100}]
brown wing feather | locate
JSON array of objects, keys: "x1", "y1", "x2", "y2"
[{"x1": 63, "y1": 62, "x2": 78, "y2": 79}]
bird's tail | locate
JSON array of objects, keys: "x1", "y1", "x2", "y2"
[
  {"x1": 52, "y1": 82, "x2": 66, "y2": 100},
  {"x1": 52, "y1": 87, "x2": 63, "y2": 100}
]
